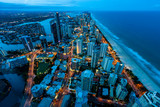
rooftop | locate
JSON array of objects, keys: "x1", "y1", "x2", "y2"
[
  {"x1": 31, "y1": 84, "x2": 42, "y2": 92},
  {"x1": 40, "y1": 74, "x2": 53, "y2": 85},
  {"x1": 38, "y1": 97, "x2": 53, "y2": 107},
  {"x1": 81, "y1": 70, "x2": 94, "y2": 78},
  {"x1": 57, "y1": 72, "x2": 65, "y2": 79}
]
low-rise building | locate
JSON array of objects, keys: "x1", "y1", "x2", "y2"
[
  {"x1": 5, "y1": 56, "x2": 28, "y2": 69},
  {"x1": 57, "y1": 72, "x2": 65, "y2": 79},
  {"x1": 54, "y1": 60, "x2": 60, "y2": 66},
  {"x1": 31, "y1": 84, "x2": 43, "y2": 97},
  {"x1": 102, "y1": 88, "x2": 108, "y2": 96},
  {"x1": 40, "y1": 74, "x2": 53, "y2": 85},
  {"x1": 51, "y1": 66, "x2": 58, "y2": 74}
]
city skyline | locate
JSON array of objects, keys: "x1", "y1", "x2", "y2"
[{"x1": 0, "y1": 0, "x2": 160, "y2": 106}]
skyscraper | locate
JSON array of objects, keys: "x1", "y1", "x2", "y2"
[
  {"x1": 75, "y1": 87, "x2": 88, "y2": 107},
  {"x1": 68, "y1": 25, "x2": 72, "y2": 37},
  {"x1": 91, "y1": 49, "x2": 99, "y2": 68},
  {"x1": 51, "y1": 12, "x2": 62, "y2": 44},
  {"x1": 99, "y1": 43, "x2": 108, "y2": 58},
  {"x1": 114, "y1": 62, "x2": 125, "y2": 74},
  {"x1": 95, "y1": 28, "x2": 99, "y2": 36},
  {"x1": 61, "y1": 23, "x2": 66, "y2": 38},
  {"x1": 108, "y1": 73, "x2": 118, "y2": 85},
  {"x1": 71, "y1": 58, "x2": 80, "y2": 70},
  {"x1": 21, "y1": 36, "x2": 34, "y2": 52},
  {"x1": 80, "y1": 19, "x2": 85, "y2": 28},
  {"x1": 0, "y1": 47, "x2": 7, "y2": 57},
  {"x1": 116, "y1": 84, "x2": 128, "y2": 100},
  {"x1": 97, "y1": 33, "x2": 102, "y2": 43},
  {"x1": 76, "y1": 39, "x2": 83, "y2": 55},
  {"x1": 81, "y1": 70, "x2": 94, "y2": 91},
  {"x1": 110, "y1": 85, "x2": 114, "y2": 98},
  {"x1": 87, "y1": 42, "x2": 94, "y2": 56},
  {"x1": 55, "y1": 12, "x2": 62, "y2": 42},
  {"x1": 101, "y1": 56, "x2": 114, "y2": 72},
  {"x1": 40, "y1": 35, "x2": 48, "y2": 49},
  {"x1": 51, "y1": 22, "x2": 58, "y2": 44}
]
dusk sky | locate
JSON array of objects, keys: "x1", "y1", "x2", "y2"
[{"x1": 0, "y1": 0, "x2": 160, "y2": 10}]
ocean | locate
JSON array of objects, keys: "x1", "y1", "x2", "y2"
[{"x1": 92, "y1": 11, "x2": 160, "y2": 71}]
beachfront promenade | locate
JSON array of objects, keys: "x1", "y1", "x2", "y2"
[{"x1": 93, "y1": 16, "x2": 160, "y2": 93}]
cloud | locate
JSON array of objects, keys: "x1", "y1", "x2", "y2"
[{"x1": 0, "y1": 0, "x2": 77, "y2": 6}]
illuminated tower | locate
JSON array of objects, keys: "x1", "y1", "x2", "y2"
[
  {"x1": 97, "y1": 33, "x2": 102, "y2": 42},
  {"x1": 51, "y1": 12, "x2": 62, "y2": 44},
  {"x1": 87, "y1": 42, "x2": 94, "y2": 56},
  {"x1": 108, "y1": 73, "x2": 118, "y2": 85},
  {"x1": 116, "y1": 84, "x2": 128, "y2": 100},
  {"x1": 101, "y1": 56, "x2": 113, "y2": 72},
  {"x1": 115, "y1": 62, "x2": 125, "y2": 74},
  {"x1": 68, "y1": 25, "x2": 72, "y2": 37},
  {"x1": 55, "y1": 12, "x2": 62, "y2": 42},
  {"x1": 40, "y1": 35, "x2": 48, "y2": 49},
  {"x1": 81, "y1": 70, "x2": 94, "y2": 91},
  {"x1": 76, "y1": 39, "x2": 83, "y2": 55},
  {"x1": 21, "y1": 36, "x2": 34, "y2": 52},
  {"x1": 99, "y1": 43, "x2": 108, "y2": 58},
  {"x1": 91, "y1": 49, "x2": 99, "y2": 68}
]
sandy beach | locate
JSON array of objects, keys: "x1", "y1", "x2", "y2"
[{"x1": 92, "y1": 15, "x2": 160, "y2": 92}]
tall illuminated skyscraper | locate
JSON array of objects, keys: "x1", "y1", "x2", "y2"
[
  {"x1": 99, "y1": 43, "x2": 108, "y2": 58},
  {"x1": 110, "y1": 85, "x2": 114, "y2": 98},
  {"x1": 55, "y1": 12, "x2": 62, "y2": 42},
  {"x1": 21, "y1": 36, "x2": 34, "y2": 52},
  {"x1": 81, "y1": 70, "x2": 94, "y2": 91},
  {"x1": 101, "y1": 56, "x2": 114, "y2": 72},
  {"x1": 116, "y1": 84, "x2": 128, "y2": 100},
  {"x1": 61, "y1": 23, "x2": 66, "y2": 38},
  {"x1": 97, "y1": 33, "x2": 102, "y2": 43},
  {"x1": 68, "y1": 25, "x2": 72, "y2": 37},
  {"x1": 40, "y1": 35, "x2": 48, "y2": 49},
  {"x1": 76, "y1": 39, "x2": 83, "y2": 55},
  {"x1": 108, "y1": 73, "x2": 118, "y2": 85},
  {"x1": 51, "y1": 12, "x2": 62, "y2": 44},
  {"x1": 91, "y1": 49, "x2": 99, "y2": 68},
  {"x1": 87, "y1": 42, "x2": 94, "y2": 56},
  {"x1": 115, "y1": 62, "x2": 125, "y2": 74}
]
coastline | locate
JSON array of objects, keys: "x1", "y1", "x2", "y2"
[{"x1": 91, "y1": 15, "x2": 160, "y2": 92}]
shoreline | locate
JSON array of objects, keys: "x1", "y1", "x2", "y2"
[{"x1": 92, "y1": 15, "x2": 160, "y2": 92}]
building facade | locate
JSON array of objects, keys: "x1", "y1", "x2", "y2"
[
  {"x1": 21, "y1": 36, "x2": 34, "y2": 52},
  {"x1": 81, "y1": 70, "x2": 94, "y2": 91}
]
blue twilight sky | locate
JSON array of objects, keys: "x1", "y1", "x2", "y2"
[{"x1": 0, "y1": 0, "x2": 160, "y2": 10}]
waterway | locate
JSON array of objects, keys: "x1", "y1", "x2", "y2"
[
  {"x1": 0, "y1": 18, "x2": 55, "y2": 106},
  {"x1": 0, "y1": 18, "x2": 54, "y2": 51},
  {"x1": 0, "y1": 74, "x2": 25, "y2": 107}
]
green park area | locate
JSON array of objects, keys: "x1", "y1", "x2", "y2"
[{"x1": 37, "y1": 62, "x2": 50, "y2": 75}]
